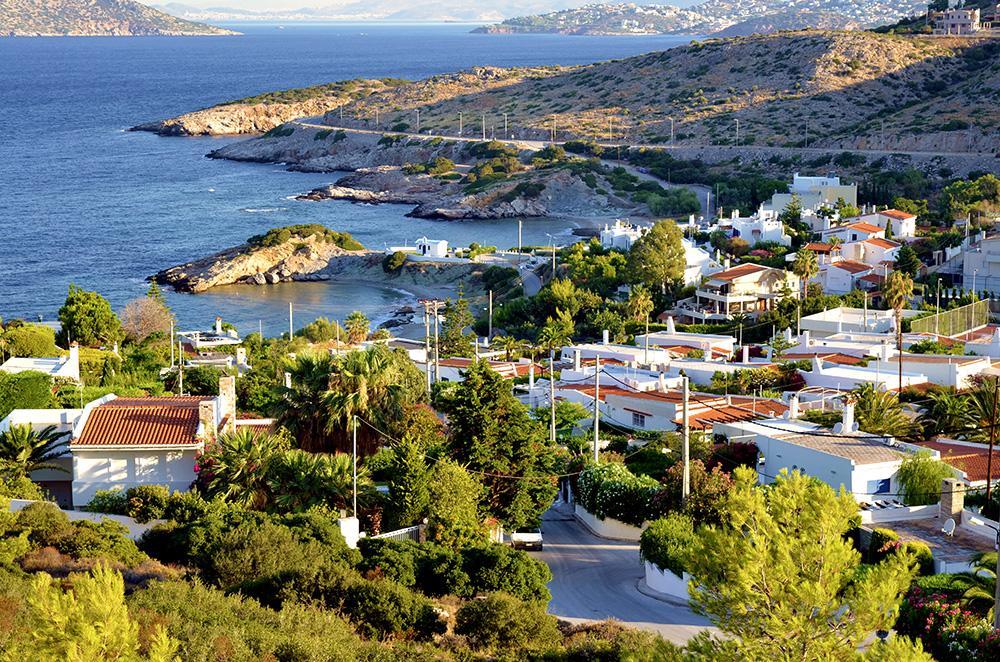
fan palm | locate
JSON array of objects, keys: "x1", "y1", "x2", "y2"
[
  {"x1": 882, "y1": 270, "x2": 914, "y2": 392},
  {"x1": 200, "y1": 428, "x2": 286, "y2": 510},
  {"x1": 494, "y1": 335, "x2": 526, "y2": 361},
  {"x1": 0, "y1": 424, "x2": 70, "y2": 475},
  {"x1": 323, "y1": 344, "x2": 411, "y2": 455},
  {"x1": 791, "y1": 249, "x2": 818, "y2": 300},
  {"x1": 960, "y1": 552, "x2": 996, "y2": 622},
  {"x1": 266, "y1": 449, "x2": 371, "y2": 513},
  {"x1": 852, "y1": 383, "x2": 914, "y2": 438},
  {"x1": 344, "y1": 311, "x2": 370, "y2": 345},
  {"x1": 967, "y1": 378, "x2": 1000, "y2": 443},
  {"x1": 918, "y1": 390, "x2": 975, "y2": 440},
  {"x1": 271, "y1": 353, "x2": 337, "y2": 452}
]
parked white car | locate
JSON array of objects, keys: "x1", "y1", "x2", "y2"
[{"x1": 510, "y1": 527, "x2": 543, "y2": 551}]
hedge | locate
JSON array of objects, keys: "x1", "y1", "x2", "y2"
[
  {"x1": 639, "y1": 514, "x2": 695, "y2": 576},
  {"x1": 577, "y1": 462, "x2": 661, "y2": 526}
]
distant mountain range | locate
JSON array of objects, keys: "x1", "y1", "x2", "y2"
[
  {"x1": 1, "y1": 0, "x2": 237, "y2": 36},
  {"x1": 151, "y1": 1, "x2": 621, "y2": 23},
  {"x1": 473, "y1": 1, "x2": 929, "y2": 36}
]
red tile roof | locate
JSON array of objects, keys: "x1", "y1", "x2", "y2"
[
  {"x1": 74, "y1": 397, "x2": 207, "y2": 448},
  {"x1": 847, "y1": 222, "x2": 885, "y2": 234},
  {"x1": 782, "y1": 352, "x2": 865, "y2": 366},
  {"x1": 919, "y1": 441, "x2": 1000, "y2": 482},
  {"x1": 709, "y1": 263, "x2": 771, "y2": 282},
  {"x1": 832, "y1": 260, "x2": 874, "y2": 274},
  {"x1": 880, "y1": 209, "x2": 916, "y2": 221},
  {"x1": 804, "y1": 242, "x2": 837, "y2": 254},
  {"x1": 865, "y1": 238, "x2": 901, "y2": 249}
]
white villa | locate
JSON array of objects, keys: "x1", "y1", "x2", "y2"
[
  {"x1": 0, "y1": 342, "x2": 81, "y2": 383},
  {"x1": 676, "y1": 264, "x2": 798, "y2": 323}
]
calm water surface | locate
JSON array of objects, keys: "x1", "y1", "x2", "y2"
[{"x1": 0, "y1": 23, "x2": 694, "y2": 335}]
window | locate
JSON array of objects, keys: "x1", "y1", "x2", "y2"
[
  {"x1": 631, "y1": 412, "x2": 646, "y2": 428},
  {"x1": 867, "y1": 478, "x2": 890, "y2": 495}
]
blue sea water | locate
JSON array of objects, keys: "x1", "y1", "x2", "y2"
[{"x1": 0, "y1": 23, "x2": 694, "y2": 335}]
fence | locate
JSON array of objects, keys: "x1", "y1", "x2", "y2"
[
  {"x1": 370, "y1": 524, "x2": 423, "y2": 542},
  {"x1": 910, "y1": 299, "x2": 989, "y2": 337}
]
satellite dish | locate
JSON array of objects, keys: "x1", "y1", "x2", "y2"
[{"x1": 833, "y1": 423, "x2": 844, "y2": 433}]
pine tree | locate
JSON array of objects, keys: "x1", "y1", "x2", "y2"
[
  {"x1": 387, "y1": 438, "x2": 431, "y2": 528},
  {"x1": 440, "y1": 291, "x2": 475, "y2": 357},
  {"x1": 625, "y1": 220, "x2": 686, "y2": 294},
  {"x1": 894, "y1": 244, "x2": 920, "y2": 277}
]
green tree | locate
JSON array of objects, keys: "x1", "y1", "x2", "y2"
[
  {"x1": 1, "y1": 324, "x2": 58, "y2": 358},
  {"x1": 882, "y1": 270, "x2": 914, "y2": 392},
  {"x1": 791, "y1": 248, "x2": 818, "y2": 300},
  {"x1": 0, "y1": 371, "x2": 54, "y2": 420},
  {"x1": 343, "y1": 311, "x2": 370, "y2": 344},
  {"x1": 266, "y1": 450, "x2": 370, "y2": 513},
  {"x1": 0, "y1": 424, "x2": 69, "y2": 476},
  {"x1": 896, "y1": 450, "x2": 955, "y2": 505},
  {"x1": 198, "y1": 428, "x2": 288, "y2": 510},
  {"x1": 626, "y1": 220, "x2": 686, "y2": 294},
  {"x1": 440, "y1": 292, "x2": 475, "y2": 358},
  {"x1": 853, "y1": 383, "x2": 914, "y2": 438},
  {"x1": 686, "y1": 467, "x2": 917, "y2": 659},
  {"x1": 426, "y1": 459, "x2": 487, "y2": 548},
  {"x1": 917, "y1": 390, "x2": 973, "y2": 439},
  {"x1": 57, "y1": 284, "x2": 123, "y2": 347},
  {"x1": 894, "y1": 244, "x2": 920, "y2": 277},
  {"x1": 437, "y1": 360, "x2": 558, "y2": 530},
  {"x1": 271, "y1": 354, "x2": 337, "y2": 453},
  {"x1": 386, "y1": 438, "x2": 431, "y2": 528},
  {"x1": 6, "y1": 565, "x2": 177, "y2": 660},
  {"x1": 494, "y1": 335, "x2": 526, "y2": 361}
]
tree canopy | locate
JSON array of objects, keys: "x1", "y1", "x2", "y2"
[
  {"x1": 626, "y1": 220, "x2": 686, "y2": 293},
  {"x1": 58, "y1": 285, "x2": 122, "y2": 347}
]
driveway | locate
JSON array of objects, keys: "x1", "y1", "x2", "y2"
[{"x1": 531, "y1": 502, "x2": 715, "y2": 645}]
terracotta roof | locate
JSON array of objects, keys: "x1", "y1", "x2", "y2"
[
  {"x1": 919, "y1": 441, "x2": 1000, "y2": 482},
  {"x1": 782, "y1": 352, "x2": 865, "y2": 366},
  {"x1": 846, "y1": 222, "x2": 885, "y2": 234},
  {"x1": 858, "y1": 273, "x2": 885, "y2": 285},
  {"x1": 74, "y1": 397, "x2": 207, "y2": 448},
  {"x1": 709, "y1": 263, "x2": 771, "y2": 282},
  {"x1": 832, "y1": 260, "x2": 873, "y2": 274},
  {"x1": 804, "y1": 242, "x2": 836, "y2": 253},
  {"x1": 864, "y1": 238, "x2": 901, "y2": 249},
  {"x1": 880, "y1": 209, "x2": 916, "y2": 221}
]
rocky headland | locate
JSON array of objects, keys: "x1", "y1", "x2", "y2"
[{"x1": 1, "y1": 0, "x2": 238, "y2": 36}]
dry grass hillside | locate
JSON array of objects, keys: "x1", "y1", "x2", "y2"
[{"x1": 325, "y1": 31, "x2": 999, "y2": 152}]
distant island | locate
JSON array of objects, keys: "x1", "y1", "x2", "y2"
[
  {"x1": 1, "y1": 0, "x2": 238, "y2": 36},
  {"x1": 472, "y1": 1, "x2": 927, "y2": 37}
]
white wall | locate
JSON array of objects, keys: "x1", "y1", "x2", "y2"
[
  {"x1": 644, "y1": 561, "x2": 691, "y2": 603},
  {"x1": 574, "y1": 504, "x2": 644, "y2": 541},
  {"x1": 72, "y1": 448, "x2": 198, "y2": 508},
  {"x1": 7, "y1": 499, "x2": 163, "y2": 540},
  {"x1": 871, "y1": 357, "x2": 990, "y2": 390}
]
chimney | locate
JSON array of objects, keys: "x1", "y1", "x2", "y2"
[
  {"x1": 802, "y1": 330, "x2": 811, "y2": 347},
  {"x1": 841, "y1": 401, "x2": 855, "y2": 432},
  {"x1": 783, "y1": 327, "x2": 792, "y2": 343},
  {"x1": 529, "y1": 363, "x2": 535, "y2": 389},
  {"x1": 602, "y1": 329, "x2": 610, "y2": 345},
  {"x1": 218, "y1": 376, "x2": 237, "y2": 433},
  {"x1": 939, "y1": 477, "x2": 964, "y2": 524},
  {"x1": 786, "y1": 393, "x2": 800, "y2": 420},
  {"x1": 215, "y1": 316, "x2": 223, "y2": 334},
  {"x1": 658, "y1": 372, "x2": 667, "y2": 391},
  {"x1": 666, "y1": 316, "x2": 677, "y2": 334},
  {"x1": 236, "y1": 347, "x2": 247, "y2": 367},
  {"x1": 198, "y1": 400, "x2": 217, "y2": 443},
  {"x1": 742, "y1": 345, "x2": 750, "y2": 364},
  {"x1": 573, "y1": 349, "x2": 581, "y2": 371}
]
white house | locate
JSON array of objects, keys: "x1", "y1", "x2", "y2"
[
  {"x1": 178, "y1": 318, "x2": 241, "y2": 351},
  {"x1": 416, "y1": 237, "x2": 448, "y2": 258},
  {"x1": 682, "y1": 238, "x2": 723, "y2": 286},
  {"x1": 822, "y1": 260, "x2": 876, "y2": 295},
  {"x1": 872, "y1": 354, "x2": 992, "y2": 391},
  {"x1": 799, "y1": 356, "x2": 928, "y2": 391},
  {"x1": 840, "y1": 237, "x2": 901, "y2": 266},
  {"x1": 634, "y1": 316, "x2": 738, "y2": 360},
  {"x1": 763, "y1": 173, "x2": 858, "y2": 216},
  {"x1": 0, "y1": 342, "x2": 80, "y2": 383},
  {"x1": 822, "y1": 221, "x2": 886, "y2": 245},
  {"x1": 933, "y1": 7, "x2": 982, "y2": 34},
  {"x1": 676, "y1": 263, "x2": 798, "y2": 323},
  {"x1": 962, "y1": 236, "x2": 1000, "y2": 294},
  {"x1": 600, "y1": 220, "x2": 646, "y2": 251},
  {"x1": 856, "y1": 210, "x2": 917, "y2": 240},
  {"x1": 719, "y1": 209, "x2": 792, "y2": 247},
  {"x1": 717, "y1": 407, "x2": 931, "y2": 501},
  {"x1": 799, "y1": 308, "x2": 914, "y2": 337}
]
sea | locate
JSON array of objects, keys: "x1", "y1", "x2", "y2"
[{"x1": 0, "y1": 23, "x2": 695, "y2": 336}]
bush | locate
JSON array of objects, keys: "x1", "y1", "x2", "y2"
[
  {"x1": 1, "y1": 324, "x2": 57, "y2": 358},
  {"x1": 640, "y1": 514, "x2": 695, "y2": 576},
  {"x1": 15, "y1": 502, "x2": 73, "y2": 548},
  {"x1": 902, "y1": 541, "x2": 934, "y2": 576},
  {"x1": 341, "y1": 578, "x2": 443, "y2": 640},
  {"x1": 462, "y1": 544, "x2": 551, "y2": 603},
  {"x1": 0, "y1": 371, "x2": 53, "y2": 420},
  {"x1": 83, "y1": 489, "x2": 128, "y2": 515},
  {"x1": 455, "y1": 592, "x2": 560, "y2": 651},
  {"x1": 868, "y1": 527, "x2": 900, "y2": 564},
  {"x1": 162, "y1": 491, "x2": 211, "y2": 524},
  {"x1": 577, "y1": 462, "x2": 660, "y2": 526},
  {"x1": 125, "y1": 485, "x2": 169, "y2": 522},
  {"x1": 382, "y1": 250, "x2": 407, "y2": 273},
  {"x1": 56, "y1": 520, "x2": 147, "y2": 567}
]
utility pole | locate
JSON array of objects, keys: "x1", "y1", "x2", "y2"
[
  {"x1": 433, "y1": 302, "x2": 441, "y2": 384},
  {"x1": 459, "y1": 112, "x2": 463, "y2": 136},
  {"x1": 482, "y1": 114, "x2": 486, "y2": 141},
  {"x1": 517, "y1": 219, "x2": 523, "y2": 255},
  {"x1": 593, "y1": 357, "x2": 601, "y2": 463},
  {"x1": 985, "y1": 377, "x2": 999, "y2": 505},
  {"x1": 169, "y1": 321, "x2": 175, "y2": 367},
  {"x1": 424, "y1": 306, "x2": 432, "y2": 394},
  {"x1": 375, "y1": 108, "x2": 379, "y2": 127},
  {"x1": 503, "y1": 113, "x2": 508, "y2": 139},
  {"x1": 682, "y1": 376, "x2": 690, "y2": 501},
  {"x1": 177, "y1": 341, "x2": 184, "y2": 395},
  {"x1": 488, "y1": 289, "x2": 493, "y2": 340},
  {"x1": 608, "y1": 116, "x2": 613, "y2": 142},
  {"x1": 549, "y1": 348, "x2": 557, "y2": 443},
  {"x1": 935, "y1": 287, "x2": 941, "y2": 336},
  {"x1": 415, "y1": 109, "x2": 420, "y2": 133},
  {"x1": 669, "y1": 117, "x2": 675, "y2": 146},
  {"x1": 643, "y1": 311, "x2": 650, "y2": 365},
  {"x1": 288, "y1": 302, "x2": 293, "y2": 341},
  {"x1": 352, "y1": 415, "x2": 358, "y2": 517},
  {"x1": 735, "y1": 119, "x2": 740, "y2": 148}
]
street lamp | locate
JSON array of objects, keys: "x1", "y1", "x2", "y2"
[
  {"x1": 545, "y1": 233, "x2": 557, "y2": 280},
  {"x1": 973, "y1": 269, "x2": 979, "y2": 295}
]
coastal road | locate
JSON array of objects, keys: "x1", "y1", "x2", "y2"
[{"x1": 531, "y1": 502, "x2": 715, "y2": 645}]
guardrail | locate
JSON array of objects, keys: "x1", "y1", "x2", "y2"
[{"x1": 370, "y1": 524, "x2": 423, "y2": 542}]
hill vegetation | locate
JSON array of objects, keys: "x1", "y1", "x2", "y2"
[{"x1": 0, "y1": 0, "x2": 237, "y2": 36}]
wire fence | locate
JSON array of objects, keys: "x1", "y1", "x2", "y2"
[{"x1": 910, "y1": 299, "x2": 989, "y2": 337}]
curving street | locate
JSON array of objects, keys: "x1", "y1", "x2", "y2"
[{"x1": 531, "y1": 502, "x2": 715, "y2": 645}]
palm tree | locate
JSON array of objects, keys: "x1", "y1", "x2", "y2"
[
  {"x1": 852, "y1": 383, "x2": 914, "y2": 438},
  {"x1": 960, "y1": 552, "x2": 996, "y2": 623},
  {"x1": 918, "y1": 390, "x2": 975, "y2": 440},
  {"x1": 198, "y1": 428, "x2": 286, "y2": 510},
  {"x1": 494, "y1": 335, "x2": 525, "y2": 361},
  {"x1": 323, "y1": 344, "x2": 414, "y2": 455},
  {"x1": 344, "y1": 310, "x2": 370, "y2": 345},
  {"x1": 883, "y1": 270, "x2": 914, "y2": 392},
  {"x1": 967, "y1": 378, "x2": 1000, "y2": 444},
  {"x1": 266, "y1": 450, "x2": 371, "y2": 513},
  {"x1": 0, "y1": 424, "x2": 70, "y2": 475},
  {"x1": 791, "y1": 248, "x2": 818, "y2": 300},
  {"x1": 626, "y1": 285, "x2": 655, "y2": 363},
  {"x1": 272, "y1": 353, "x2": 337, "y2": 453}
]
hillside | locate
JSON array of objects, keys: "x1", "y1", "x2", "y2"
[
  {"x1": 1, "y1": 0, "x2": 238, "y2": 36},
  {"x1": 473, "y1": 1, "x2": 928, "y2": 36}
]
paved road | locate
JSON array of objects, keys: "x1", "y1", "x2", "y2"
[{"x1": 531, "y1": 502, "x2": 715, "y2": 645}]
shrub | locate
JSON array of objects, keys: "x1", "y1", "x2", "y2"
[
  {"x1": 0, "y1": 371, "x2": 53, "y2": 420},
  {"x1": 207, "y1": 521, "x2": 326, "y2": 589},
  {"x1": 125, "y1": 485, "x2": 169, "y2": 523},
  {"x1": 341, "y1": 578, "x2": 443, "y2": 640},
  {"x1": 868, "y1": 527, "x2": 900, "y2": 564},
  {"x1": 83, "y1": 489, "x2": 128, "y2": 515},
  {"x1": 57, "y1": 520, "x2": 147, "y2": 567},
  {"x1": 14, "y1": 502, "x2": 73, "y2": 548},
  {"x1": 358, "y1": 538, "x2": 420, "y2": 587},
  {"x1": 902, "y1": 541, "x2": 934, "y2": 576},
  {"x1": 455, "y1": 592, "x2": 560, "y2": 651},
  {"x1": 382, "y1": 250, "x2": 407, "y2": 273},
  {"x1": 640, "y1": 514, "x2": 695, "y2": 576},
  {"x1": 462, "y1": 544, "x2": 551, "y2": 603},
  {"x1": 577, "y1": 462, "x2": 660, "y2": 526},
  {"x1": 1, "y1": 324, "x2": 57, "y2": 358},
  {"x1": 162, "y1": 491, "x2": 211, "y2": 524}
]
